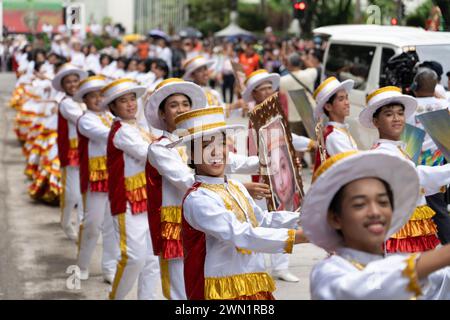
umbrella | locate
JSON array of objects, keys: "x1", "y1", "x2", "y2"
[
  {"x1": 123, "y1": 34, "x2": 144, "y2": 42},
  {"x1": 148, "y1": 29, "x2": 169, "y2": 41},
  {"x1": 179, "y1": 27, "x2": 203, "y2": 39}
]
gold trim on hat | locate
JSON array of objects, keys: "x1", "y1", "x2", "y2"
[
  {"x1": 79, "y1": 75, "x2": 106, "y2": 87},
  {"x1": 101, "y1": 78, "x2": 137, "y2": 94},
  {"x1": 312, "y1": 150, "x2": 359, "y2": 183},
  {"x1": 313, "y1": 76, "x2": 337, "y2": 99},
  {"x1": 155, "y1": 78, "x2": 184, "y2": 91},
  {"x1": 174, "y1": 107, "x2": 224, "y2": 125},
  {"x1": 183, "y1": 55, "x2": 205, "y2": 69},
  {"x1": 366, "y1": 86, "x2": 402, "y2": 104},
  {"x1": 182, "y1": 122, "x2": 227, "y2": 136},
  {"x1": 244, "y1": 69, "x2": 269, "y2": 85}
]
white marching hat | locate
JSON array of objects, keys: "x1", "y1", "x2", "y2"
[
  {"x1": 313, "y1": 76, "x2": 354, "y2": 120},
  {"x1": 171, "y1": 106, "x2": 245, "y2": 146},
  {"x1": 359, "y1": 86, "x2": 417, "y2": 129},
  {"x1": 100, "y1": 78, "x2": 146, "y2": 109},
  {"x1": 73, "y1": 75, "x2": 107, "y2": 103},
  {"x1": 242, "y1": 69, "x2": 280, "y2": 103},
  {"x1": 182, "y1": 56, "x2": 215, "y2": 81},
  {"x1": 300, "y1": 150, "x2": 419, "y2": 253},
  {"x1": 145, "y1": 78, "x2": 207, "y2": 131},
  {"x1": 52, "y1": 63, "x2": 88, "y2": 92}
]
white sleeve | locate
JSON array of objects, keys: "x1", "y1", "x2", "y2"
[
  {"x1": 226, "y1": 152, "x2": 260, "y2": 175},
  {"x1": 417, "y1": 164, "x2": 450, "y2": 196},
  {"x1": 78, "y1": 114, "x2": 110, "y2": 144},
  {"x1": 147, "y1": 140, "x2": 195, "y2": 192},
  {"x1": 113, "y1": 126, "x2": 149, "y2": 162},
  {"x1": 59, "y1": 99, "x2": 83, "y2": 125},
  {"x1": 183, "y1": 189, "x2": 295, "y2": 254},
  {"x1": 234, "y1": 181, "x2": 299, "y2": 229},
  {"x1": 311, "y1": 254, "x2": 429, "y2": 300},
  {"x1": 326, "y1": 130, "x2": 356, "y2": 156},
  {"x1": 292, "y1": 133, "x2": 314, "y2": 152}
]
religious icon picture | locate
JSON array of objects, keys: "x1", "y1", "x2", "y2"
[{"x1": 249, "y1": 92, "x2": 304, "y2": 212}]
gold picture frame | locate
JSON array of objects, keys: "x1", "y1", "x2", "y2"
[{"x1": 249, "y1": 92, "x2": 304, "y2": 212}]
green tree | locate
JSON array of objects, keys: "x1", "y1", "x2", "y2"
[
  {"x1": 188, "y1": 0, "x2": 231, "y2": 35},
  {"x1": 406, "y1": 0, "x2": 433, "y2": 28}
]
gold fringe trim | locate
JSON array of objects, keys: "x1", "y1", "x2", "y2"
[
  {"x1": 90, "y1": 170, "x2": 108, "y2": 182},
  {"x1": 89, "y1": 156, "x2": 107, "y2": 171},
  {"x1": 402, "y1": 254, "x2": 422, "y2": 299},
  {"x1": 69, "y1": 138, "x2": 78, "y2": 149},
  {"x1": 391, "y1": 219, "x2": 438, "y2": 239},
  {"x1": 161, "y1": 222, "x2": 182, "y2": 240},
  {"x1": 284, "y1": 229, "x2": 295, "y2": 254},
  {"x1": 124, "y1": 172, "x2": 146, "y2": 191},
  {"x1": 126, "y1": 187, "x2": 147, "y2": 202},
  {"x1": 161, "y1": 206, "x2": 182, "y2": 223},
  {"x1": 410, "y1": 205, "x2": 436, "y2": 221},
  {"x1": 205, "y1": 272, "x2": 276, "y2": 300},
  {"x1": 236, "y1": 247, "x2": 253, "y2": 255}
]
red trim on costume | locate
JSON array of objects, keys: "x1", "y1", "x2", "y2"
[
  {"x1": 146, "y1": 141, "x2": 163, "y2": 256},
  {"x1": 385, "y1": 235, "x2": 440, "y2": 253},
  {"x1": 57, "y1": 98, "x2": 79, "y2": 167},
  {"x1": 145, "y1": 136, "x2": 184, "y2": 259},
  {"x1": 182, "y1": 182, "x2": 206, "y2": 300},
  {"x1": 313, "y1": 124, "x2": 333, "y2": 172},
  {"x1": 77, "y1": 117, "x2": 89, "y2": 194},
  {"x1": 57, "y1": 108, "x2": 70, "y2": 167},
  {"x1": 107, "y1": 121, "x2": 127, "y2": 216}
]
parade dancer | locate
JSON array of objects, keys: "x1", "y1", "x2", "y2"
[
  {"x1": 145, "y1": 78, "x2": 261, "y2": 299},
  {"x1": 52, "y1": 64, "x2": 88, "y2": 240},
  {"x1": 359, "y1": 86, "x2": 450, "y2": 253},
  {"x1": 312, "y1": 77, "x2": 358, "y2": 171},
  {"x1": 301, "y1": 151, "x2": 450, "y2": 299},
  {"x1": 105, "y1": 78, "x2": 160, "y2": 300},
  {"x1": 176, "y1": 107, "x2": 307, "y2": 300},
  {"x1": 75, "y1": 76, "x2": 119, "y2": 283}
]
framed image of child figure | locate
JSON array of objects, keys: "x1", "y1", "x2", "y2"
[{"x1": 249, "y1": 92, "x2": 304, "y2": 212}]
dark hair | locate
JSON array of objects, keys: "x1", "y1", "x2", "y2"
[
  {"x1": 153, "y1": 58, "x2": 169, "y2": 79},
  {"x1": 323, "y1": 93, "x2": 337, "y2": 117},
  {"x1": 117, "y1": 57, "x2": 129, "y2": 69},
  {"x1": 372, "y1": 103, "x2": 405, "y2": 119},
  {"x1": 329, "y1": 178, "x2": 394, "y2": 217},
  {"x1": 159, "y1": 93, "x2": 192, "y2": 112},
  {"x1": 100, "y1": 53, "x2": 113, "y2": 65}
]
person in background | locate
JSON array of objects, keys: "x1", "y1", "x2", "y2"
[
  {"x1": 239, "y1": 41, "x2": 261, "y2": 77},
  {"x1": 410, "y1": 68, "x2": 450, "y2": 245}
]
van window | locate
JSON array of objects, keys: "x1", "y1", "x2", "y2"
[
  {"x1": 379, "y1": 48, "x2": 396, "y2": 87},
  {"x1": 324, "y1": 43, "x2": 376, "y2": 91}
]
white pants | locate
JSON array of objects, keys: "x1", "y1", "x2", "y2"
[
  {"x1": 270, "y1": 253, "x2": 290, "y2": 271},
  {"x1": 109, "y1": 208, "x2": 160, "y2": 300},
  {"x1": 159, "y1": 257, "x2": 186, "y2": 300},
  {"x1": 77, "y1": 191, "x2": 119, "y2": 276},
  {"x1": 60, "y1": 166, "x2": 83, "y2": 230}
]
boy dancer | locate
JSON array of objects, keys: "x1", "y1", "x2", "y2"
[
  {"x1": 176, "y1": 107, "x2": 308, "y2": 300},
  {"x1": 75, "y1": 76, "x2": 118, "y2": 283},
  {"x1": 52, "y1": 63, "x2": 88, "y2": 240},
  {"x1": 301, "y1": 151, "x2": 450, "y2": 299},
  {"x1": 313, "y1": 77, "x2": 358, "y2": 171},
  {"x1": 105, "y1": 78, "x2": 160, "y2": 300}
]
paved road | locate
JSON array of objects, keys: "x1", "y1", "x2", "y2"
[{"x1": 0, "y1": 72, "x2": 326, "y2": 300}]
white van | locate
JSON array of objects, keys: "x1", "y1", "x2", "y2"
[{"x1": 313, "y1": 25, "x2": 450, "y2": 149}]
